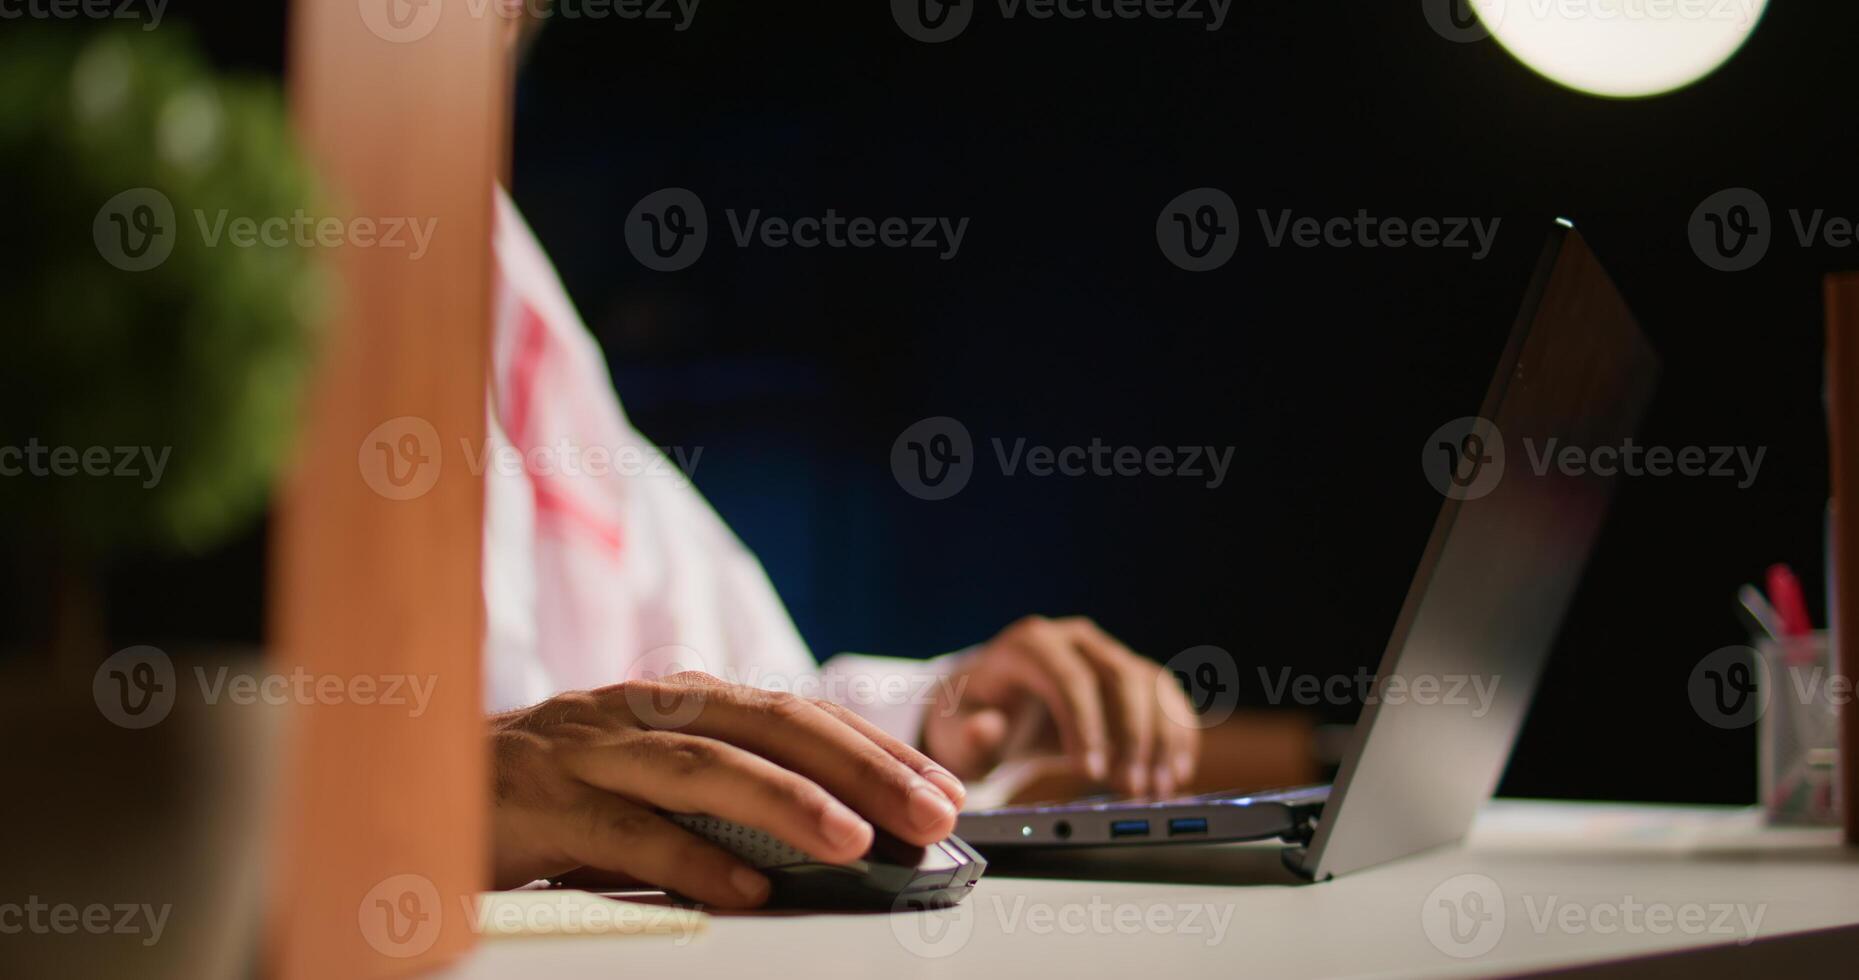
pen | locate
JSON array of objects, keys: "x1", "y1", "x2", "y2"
[
  {"x1": 1766, "y1": 563, "x2": 1814, "y2": 637},
  {"x1": 1737, "y1": 583, "x2": 1785, "y2": 642}
]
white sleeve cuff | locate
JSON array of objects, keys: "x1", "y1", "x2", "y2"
[{"x1": 817, "y1": 648, "x2": 973, "y2": 748}]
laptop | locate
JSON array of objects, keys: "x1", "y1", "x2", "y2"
[{"x1": 956, "y1": 222, "x2": 1662, "y2": 881}]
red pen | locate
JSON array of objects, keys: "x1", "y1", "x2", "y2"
[{"x1": 1766, "y1": 563, "x2": 1815, "y2": 637}]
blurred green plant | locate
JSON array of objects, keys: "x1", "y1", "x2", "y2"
[{"x1": 0, "y1": 27, "x2": 324, "y2": 564}]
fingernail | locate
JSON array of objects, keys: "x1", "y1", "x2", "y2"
[
  {"x1": 820, "y1": 805, "x2": 870, "y2": 848},
  {"x1": 1084, "y1": 750, "x2": 1109, "y2": 782},
  {"x1": 908, "y1": 783, "x2": 957, "y2": 831},
  {"x1": 730, "y1": 867, "x2": 770, "y2": 904},
  {"x1": 1125, "y1": 764, "x2": 1148, "y2": 796},
  {"x1": 1174, "y1": 753, "x2": 1194, "y2": 784},
  {"x1": 924, "y1": 768, "x2": 967, "y2": 805}
]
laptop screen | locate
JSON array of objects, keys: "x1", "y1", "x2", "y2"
[{"x1": 1299, "y1": 224, "x2": 1662, "y2": 881}]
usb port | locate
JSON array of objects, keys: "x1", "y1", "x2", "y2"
[
  {"x1": 1168, "y1": 817, "x2": 1209, "y2": 836},
  {"x1": 1109, "y1": 819, "x2": 1150, "y2": 838}
]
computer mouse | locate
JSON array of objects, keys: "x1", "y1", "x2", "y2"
[{"x1": 666, "y1": 813, "x2": 986, "y2": 911}]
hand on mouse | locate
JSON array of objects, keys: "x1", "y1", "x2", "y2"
[
  {"x1": 922, "y1": 616, "x2": 1200, "y2": 798},
  {"x1": 489, "y1": 670, "x2": 966, "y2": 906}
]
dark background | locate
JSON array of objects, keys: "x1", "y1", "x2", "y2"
[{"x1": 90, "y1": 1, "x2": 1859, "y2": 804}]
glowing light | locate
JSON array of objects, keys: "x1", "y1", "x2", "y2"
[{"x1": 1470, "y1": 0, "x2": 1769, "y2": 98}]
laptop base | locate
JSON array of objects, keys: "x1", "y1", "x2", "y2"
[{"x1": 957, "y1": 785, "x2": 1329, "y2": 852}]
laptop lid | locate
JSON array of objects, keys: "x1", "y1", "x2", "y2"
[{"x1": 1290, "y1": 223, "x2": 1661, "y2": 881}]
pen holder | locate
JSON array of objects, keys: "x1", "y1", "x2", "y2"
[{"x1": 1759, "y1": 632, "x2": 1843, "y2": 826}]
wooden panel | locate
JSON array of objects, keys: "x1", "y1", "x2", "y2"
[
  {"x1": 1826, "y1": 273, "x2": 1859, "y2": 845},
  {"x1": 269, "y1": 1, "x2": 504, "y2": 976}
]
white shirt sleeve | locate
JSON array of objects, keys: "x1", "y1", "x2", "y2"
[
  {"x1": 818, "y1": 649, "x2": 970, "y2": 748},
  {"x1": 481, "y1": 185, "x2": 958, "y2": 745}
]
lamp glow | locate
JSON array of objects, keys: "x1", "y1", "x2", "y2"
[{"x1": 1470, "y1": 0, "x2": 1769, "y2": 98}]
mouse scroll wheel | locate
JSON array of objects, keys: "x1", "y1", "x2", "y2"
[{"x1": 667, "y1": 813, "x2": 818, "y2": 869}]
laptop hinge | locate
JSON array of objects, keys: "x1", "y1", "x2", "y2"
[{"x1": 1278, "y1": 804, "x2": 1321, "y2": 846}]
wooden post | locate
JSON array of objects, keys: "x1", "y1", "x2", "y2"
[
  {"x1": 1826, "y1": 273, "x2": 1859, "y2": 845},
  {"x1": 269, "y1": 0, "x2": 505, "y2": 975}
]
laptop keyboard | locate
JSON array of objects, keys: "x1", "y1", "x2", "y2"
[{"x1": 982, "y1": 784, "x2": 1330, "y2": 815}]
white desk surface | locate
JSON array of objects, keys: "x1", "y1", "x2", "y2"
[{"x1": 448, "y1": 801, "x2": 1859, "y2": 979}]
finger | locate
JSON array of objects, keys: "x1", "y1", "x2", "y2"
[
  {"x1": 1155, "y1": 697, "x2": 1200, "y2": 792},
  {"x1": 1152, "y1": 660, "x2": 1202, "y2": 788},
  {"x1": 958, "y1": 706, "x2": 1012, "y2": 775},
  {"x1": 632, "y1": 685, "x2": 960, "y2": 847},
  {"x1": 565, "y1": 729, "x2": 874, "y2": 863},
  {"x1": 1066, "y1": 620, "x2": 1158, "y2": 796},
  {"x1": 923, "y1": 700, "x2": 1012, "y2": 781},
  {"x1": 559, "y1": 789, "x2": 772, "y2": 909},
  {"x1": 995, "y1": 623, "x2": 1111, "y2": 784},
  {"x1": 1082, "y1": 623, "x2": 1200, "y2": 794},
  {"x1": 809, "y1": 698, "x2": 967, "y2": 807}
]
